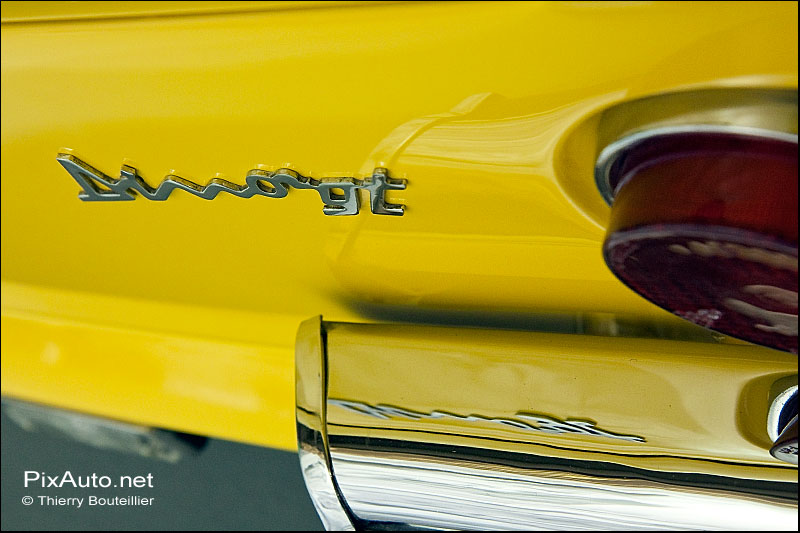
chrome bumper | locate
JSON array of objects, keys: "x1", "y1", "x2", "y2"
[{"x1": 295, "y1": 317, "x2": 797, "y2": 530}]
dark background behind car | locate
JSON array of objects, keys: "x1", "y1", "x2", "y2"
[{"x1": 0, "y1": 409, "x2": 324, "y2": 531}]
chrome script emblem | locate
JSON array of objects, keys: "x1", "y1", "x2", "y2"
[
  {"x1": 329, "y1": 399, "x2": 645, "y2": 443},
  {"x1": 56, "y1": 152, "x2": 406, "y2": 216}
]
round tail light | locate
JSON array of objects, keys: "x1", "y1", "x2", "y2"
[{"x1": 598, "y1": 127, "x2": 798, "y2": 353}]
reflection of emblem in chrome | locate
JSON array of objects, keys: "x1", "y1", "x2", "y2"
[
  {"x1": 56, "y1": 153, "x2": 406, "y2": 216},
  {"x1": 329, "y1": 399, "x2": 645, "y2": 442}
]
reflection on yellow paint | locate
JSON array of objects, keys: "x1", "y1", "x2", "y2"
[{"x1": 2, "y1": 1, "x2": 797, "y2": 445}]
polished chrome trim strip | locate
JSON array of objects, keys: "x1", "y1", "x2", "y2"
[
  {"x1": 330, "y1": 443, "x2": 797, "y2": 531},
  {"x1": 329, "y1": 398, "x2": 646, "y2": 442}
]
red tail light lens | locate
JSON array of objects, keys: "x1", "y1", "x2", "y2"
[{"x1": 600, "y1": 128, "x2": 798, "y2": 353}]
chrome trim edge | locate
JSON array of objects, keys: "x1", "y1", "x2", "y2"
[
  {"x1": 295, "y1": 316, "x2": 355, "y2": 531},
  {"x1": 771, "y1": 415, "x2": 799, "y2": 466},
  {"x1": 595, "y1": 125, "x2": 799, "y2": 206},
  {"x1": 592, "y1": 87, "x2": 798, "y2": 205},
  {"x1": 769, "y1": 385, "x2": 799, "y2": 442}
]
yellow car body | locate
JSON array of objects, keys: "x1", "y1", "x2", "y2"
[{"x1": 1, "y1": 0, "x2": 797, "y2": 488}]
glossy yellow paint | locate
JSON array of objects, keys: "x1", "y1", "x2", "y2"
[
  {"x1": 1, "y1": 1, "x2": 797, "y2": 450},
  {"x1": 0, "y1": 1, "x2": 391, "y2": 23},
  {"x1": 324, "y1": 320, "x2": 797, "y2": 480}
]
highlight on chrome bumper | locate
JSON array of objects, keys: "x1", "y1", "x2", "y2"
[{"x1": 295, "y1": 317, "x2": 798, "y2": 530}]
